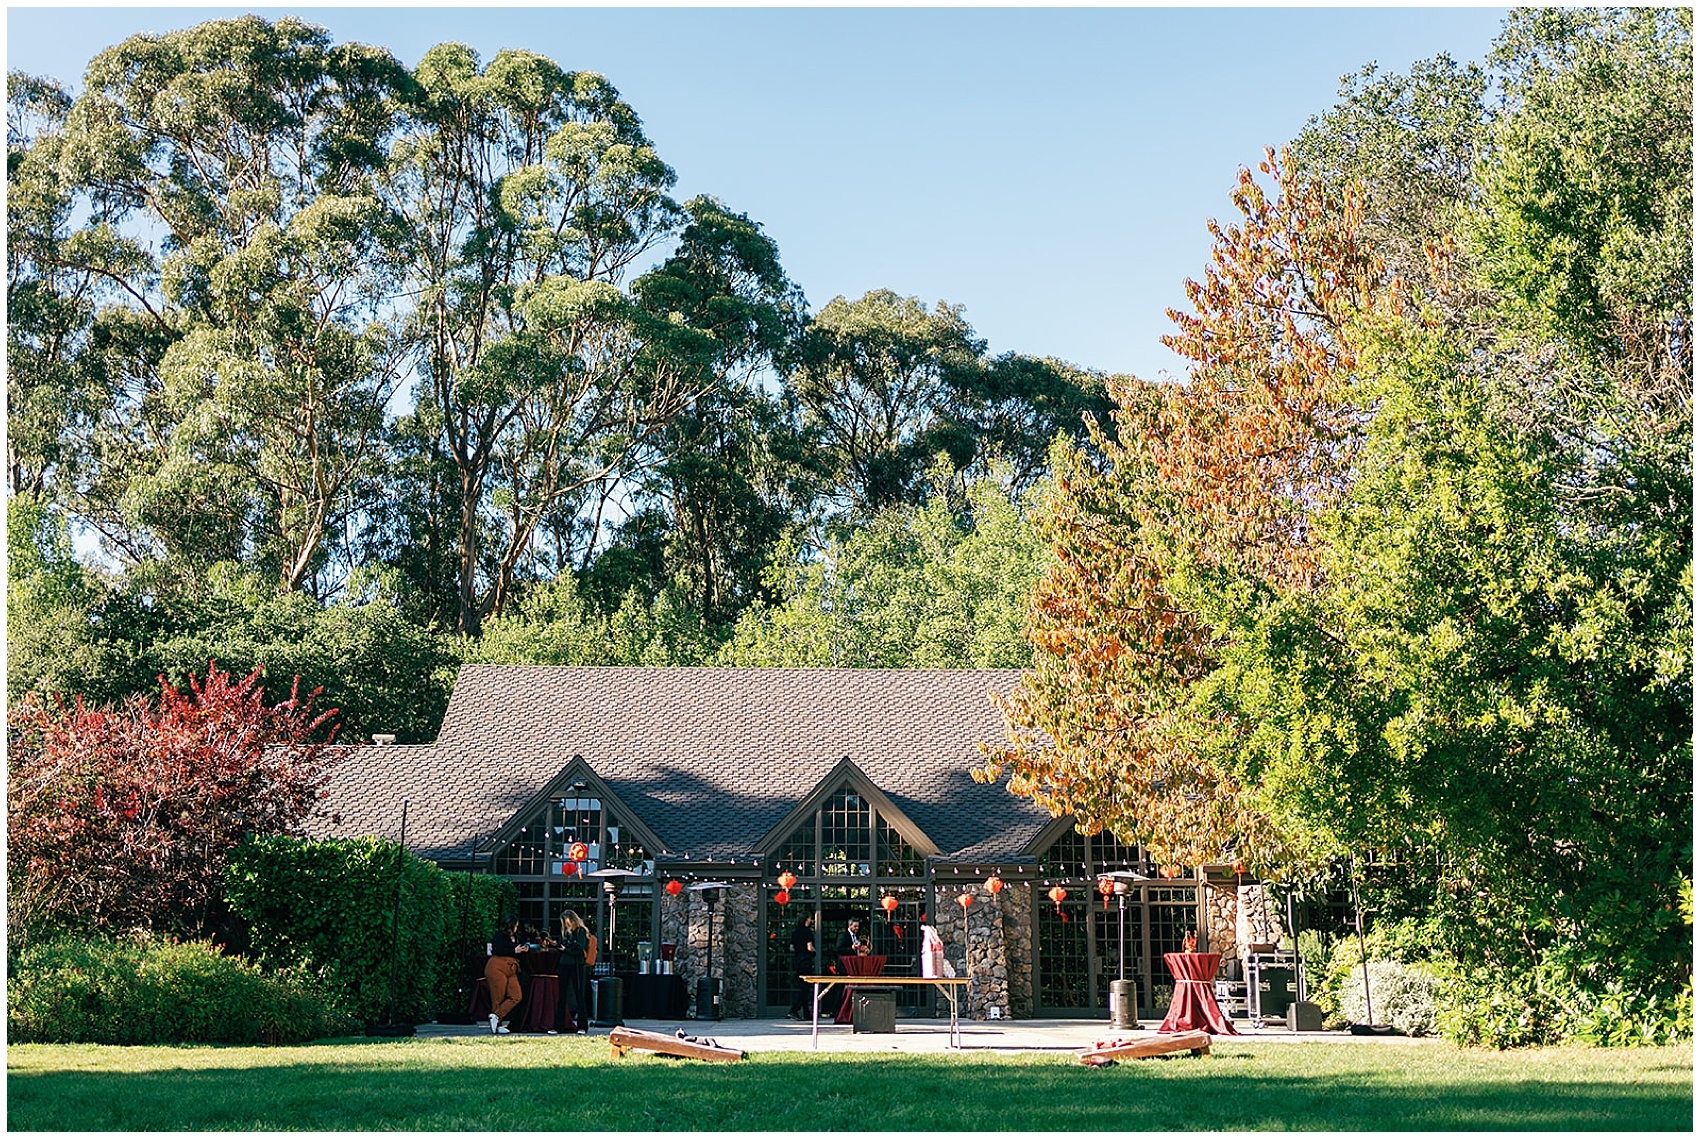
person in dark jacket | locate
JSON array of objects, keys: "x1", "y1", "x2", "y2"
[
  {"x1": 786, "y1": 912, "x2": 816, "y2": 1021},
  {"x1": 556, "y1": 910, "x2": 591, "y2": 1034}
]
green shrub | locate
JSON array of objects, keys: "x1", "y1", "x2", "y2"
[
  {"x1": 7, "y1": 934, "x2": 355, "y2": 1044},
  {"x1": 226, "y1": 837, "x2": 450, "y2": 1024},
  {"x1": 1434, "y1": 963, "x2": 1568, "y2": 1048},
  {"x1": 1337, "y1": 959, "x2": 1439, "y2": 1036},
  {"x1": 430, "y1": 873, "x2": 518, "y2": 1020}
]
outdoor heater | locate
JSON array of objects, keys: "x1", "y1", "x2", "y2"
[
  {"x1": 687, "y1": 882, "x2": 731, "y2": 1019},
  {"x1": 1101, "y1": 870, "x2": 1153, "y2": 1030},
  {"x1": 587, "y1": 868, "x2": 628, "y2": 1026}
]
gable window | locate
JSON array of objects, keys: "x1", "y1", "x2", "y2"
[{"x1": 761, "y1": 781, "x2": 930, "y2": 1012}]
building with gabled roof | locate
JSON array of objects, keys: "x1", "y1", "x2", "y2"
[{"x1": 313, "y1": 665, "x2": 1222, "y2": 1020}]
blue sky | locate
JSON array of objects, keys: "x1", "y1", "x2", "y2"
[{"x1": 6, "y1": 5, "x2": 1511, "y2": 381}]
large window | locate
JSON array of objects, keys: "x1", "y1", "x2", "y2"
[
  {"x1": 487, "y1": 793, "x2": 653, "y2": 951},
  {"x1": 760, "y1": 785, "x2": 930, "y2": 1012},
  {"x1": 1032, "y1": 826, "x2": 1197, "y2": 1018}
]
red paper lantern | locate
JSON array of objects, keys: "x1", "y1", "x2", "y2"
[
  {"x1": 665, "y1": 879, "x2": 684, "y2": 897},
  {"x1": 1047, "y1": 884, "x2": 1068, "y2": 916},
  {"x1": 956, "y1": 891, "x2": 973, "y2": 912},
  {"x1": 983, "y1": 875, "x2": 1004, "y2": 897},
  {"x1": 1160, "y1": 864, "x2": 1177, "y2": 879},
  {"x1": 560, "y1": 861, "x2": 578, "y2": 877},
  {"x1": 1233, "y1": 859, "x2": 1248, "y2": 876},
  {"x1": 774, "y1": 889, "x2": 790, "y2": 907},
  {"x1": 777, "y1": 870, "x2": 798, "y2": 890},
  {"x1": 568, "y1": 841, "x2": 589, "y2": 863},
  {"x1": 1097, "y1": 877, "x2": 1114, "y2": 911},
  {"x1": 881, "y1": 894, "x2": 899, "y2": 914}
]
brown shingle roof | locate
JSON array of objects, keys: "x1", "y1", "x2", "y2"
[{"x1": 310, "y1": 665, "x2": 1051, "y2": 864}]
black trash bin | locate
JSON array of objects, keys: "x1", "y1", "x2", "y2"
[
  {"x1": 1109, "y1": 979, "x2": 1140, "y2": 1030},
  {"x1": 593, "y1": 976, "x2": 624, "y2": 1027},
  {"x1": 695, "y1": 976, "x2": 721, "y2": 1020},
  {"x1": 852, "y1": 989, "x2": 896, "y2": 1033}
]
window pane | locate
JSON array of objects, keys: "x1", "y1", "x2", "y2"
[{"x1": 820, "y1": 789, "x2": 870, "y2": 876}]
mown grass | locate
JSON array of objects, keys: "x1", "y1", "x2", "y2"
[{"x1": 7, "y1": 1035, "x2": 1692, "y2": 1131}]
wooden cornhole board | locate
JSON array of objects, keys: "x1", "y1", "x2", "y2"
[
  {"x1": 1076, "y1": 1030, "x2": 1212, "y2": 1065},
  {"x1": 608, "y1": 1025, "x2": 746, "y2": 1063}
]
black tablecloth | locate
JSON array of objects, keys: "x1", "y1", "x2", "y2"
[{"x1": 617, "y1": 972, "x2": 689, "y2": 1018}]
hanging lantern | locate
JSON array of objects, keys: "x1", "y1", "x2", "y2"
[
  {"x1": 1160, "y1": 864, "x2": 1176, "y2": 879},
  {"x1": 665, "y1": 879, "x2": 684, "y2": 897},
  {"x1": 956, "y1": 891, "x2": 973, "y2": 912},
  {"x1": 1047, "y1": 884, "x2": 1068, "y2": 915},
  {"x1": 568, "y1": 841, "x2": 589, "y2": 863},
  {"x1": 1233, "y1": 859, "x2": 1248, "y2": 877},
  {"x1": 1097, "y1": 876, "x2": 1114, "y2": 911},
  {"x1": 774, "y1": 889, "x2": 791, "y2": 907},
  {"x1": 881, "y1": 894, "x2": 899, "y2": 915},
  {"x1": 777, "y1": 870, "x2": 798, "y2": 890},
  {"x1": 983, "y1": 875, "x2": 1004, "y2": 898},
  {"x1": 560, "y1": 861, "x2": 578, "y2": 877}
]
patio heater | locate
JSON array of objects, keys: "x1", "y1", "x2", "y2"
[
  {"x1": 587, "y1": 869, "x2": 628, "y2": 1027},
  {"x1": 1103, "y1": 871, "x2": 1148, "y2": 1030},
  {"x1": 688, "y1": 882, "x2": 731, "y2": 1019}
]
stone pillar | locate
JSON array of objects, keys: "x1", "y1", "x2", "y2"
[
  {"x1": 1237, "y1": 882, "x2": 1284, "y2": 954},
  {"x1": 1203, "y1": 881, "x2": 1239, "y2": 971},
  {"x1": 720, "y1": 884, "x2": 760, "y2": 1017},
  {"x1": 1004, "y1": 882, "x2": 1034, "y2": 1019},
  {"x1": 932, "y1": 881, "x2": 1024, "y2": 1020},
  {"x1": 656, "y1": 884, "x2": 757, "y2": 1017}
]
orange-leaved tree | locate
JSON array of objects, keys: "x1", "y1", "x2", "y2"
[{"x1": 978, "y1": 148, "x2": 1397, "y2": 870}]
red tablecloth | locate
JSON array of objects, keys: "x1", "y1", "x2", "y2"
[
  {"x1": 835, "y1": 955, "x2": 886, "y2": 1024},
  {"x1": 519, "y1": 951, "x2": 564, "y2": 1033},
  {"x1": 1157, "y1": 952, "x2": 1239, "y2": 1035}
]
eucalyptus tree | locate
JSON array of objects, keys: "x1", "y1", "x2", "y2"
[
  {"x1": 50, "y1": 16, "x2": 413, "y2": 594},
  {"x1": 382, "y1": 44, "x2": 699, "y2": 634},
  {"x1": 619, "y1": 195, "x2": 813, "y2": 627},
  {"x1": 790, "y1": 290, "x2": 987, "y2": 515},
  {"x1": 789, "y1": 290, "x2": 1112, "y2": 519}
]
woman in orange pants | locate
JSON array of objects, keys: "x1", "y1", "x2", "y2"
[{"x1": 485, "y1": 917, "x2": 525, "y2": 1033}]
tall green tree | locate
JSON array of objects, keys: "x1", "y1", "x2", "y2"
[
  {"x1": 51, "y1": 17, "x2": 412, "y2": 594},
  {"x1": 381, "y1": 43, "x2": 696, "y2": 634}
]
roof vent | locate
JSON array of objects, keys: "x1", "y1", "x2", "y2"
[{"x1": 371, "y1": 734, "x2": 397, "y2": 746}]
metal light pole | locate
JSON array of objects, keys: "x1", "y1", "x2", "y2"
[{"x1": 385, "y1": 797, "x2": 410, "y2": 1028}]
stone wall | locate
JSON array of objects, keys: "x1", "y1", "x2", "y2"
[
  {"x1": 656, "y1": 884, "x2": 761, "y2": 1018},
  {"x1": 931, "y1": 880, "x2": 1032, "y2": 1020},
  {"x1": 1203, "y1": 880, "x2": 1238, "y2": 970}
]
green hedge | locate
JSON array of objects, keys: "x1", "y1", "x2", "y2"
[
  {"x1": 7, "y1": 934, "x2": 356, "y2": 1044},
  {"x1": 431, "y1": 873, "x2": 519, "y2": 1021},
  {"x1": 226, "y1": 836, "x2": 451, "y2": 1024}
]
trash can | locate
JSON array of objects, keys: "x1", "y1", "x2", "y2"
[
  {"x1": 592, "y1": 976, "x2": 624, "y2": 1026},
  {"x1": 695, "y1": 976, "x2": 721, "y2": 1020},
  {"x1": 1109, "y1": 979, "x2": 1139, "y2": 1030},
  {"x1": 852, "y1": 989, "x2": 897, "y2": 1033}
]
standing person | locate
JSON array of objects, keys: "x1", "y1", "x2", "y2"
[
  {"x1": 556, "y1": 910, "x2": 591, "y2": 1034},
  {"x1": 835, "y1": 918, "x2": 867, "y2": 957},
  {"x1": 485, "y1": 916, "x2": 525, "y2": 1034},
  {"x1": 786, "y1": 912, "x2": 816, "y2": 1021}
]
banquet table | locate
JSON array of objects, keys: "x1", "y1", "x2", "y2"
[
  {"x1": 834, "y1": 955, "x2": 886, "y2": 1024},
  {"x1": 618, "y1": 972, "x2": 690, "y2": 1019},
  {"x1": 1156, "y1": 952, "x2": 1240, "y2": 1035}
]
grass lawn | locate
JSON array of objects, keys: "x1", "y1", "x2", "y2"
[{"x1": 7, "y1": 1035, "x2": 1692, "y2": 1131}]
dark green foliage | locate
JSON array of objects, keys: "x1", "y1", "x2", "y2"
[
  {"x1": 430, "y1": 873, "x2": 520, "y2": 1021},
  {"x1": 225, "y1": 837, "x2": 451, "y2": 1025},
  {"x1": 6, "y1": 934, "x2": 357, "y2": 1044}
]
